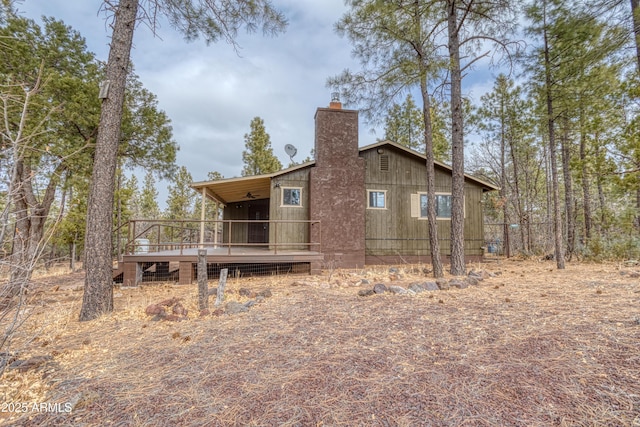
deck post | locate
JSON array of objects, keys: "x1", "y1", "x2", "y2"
[
  {"x1": 122, "y1": 261, "x2": 142, "y2": 287},
  {"x1": 200, "y1": 188, "x2": 206, "y2": 248},
  {"x1": 178, "y1": 261, "x2": 194, "y2": 285}
]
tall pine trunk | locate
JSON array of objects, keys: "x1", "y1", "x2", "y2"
[
  {"x1": 580, "y1": 130, "x2": 592, "y2": 241},
  {"x1": 420, "y1": 76, "x2": 443, "y2": 278},
  {"x1": 447, "y1": 0, "x2": 466, "y2": 275},
  {"x1": 500, "y1": 103, "x2": 510, "y2": 258},
  {"x1": 560, "y1": 118, "x2": 574, "y2": 260},
  {"x1": 543, "y1": 14, "x2": 565, "y2": 269},
  {"x1": 80, "y1": 0, "x2": 139, "y2": 321}
]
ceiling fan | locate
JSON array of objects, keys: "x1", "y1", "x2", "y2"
[{"x1": 244, "y1": 192, "x2": 259, "y2": 199}]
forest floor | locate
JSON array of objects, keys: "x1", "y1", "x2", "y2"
[{"x1": 1, "y1": 258, "x2": 639, "y2": 426}]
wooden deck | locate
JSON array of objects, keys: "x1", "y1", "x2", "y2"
[{"x1": 114, "y1": 246, "x2": 324, "y2": 286}]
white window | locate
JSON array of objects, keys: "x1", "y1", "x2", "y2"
[
  {"x1": 411, "y1": 193, "x2": 456, "y2": 219},
  {"x1": 282, "y1": 187, "x2": 302, "y2": 207},
  {"x1": 367, "y1": 190, "x2": 387, "y2": 209}
]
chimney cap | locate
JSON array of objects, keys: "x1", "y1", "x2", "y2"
[{"x1": 329, "y1": 92, "x2": 342, "y2": 109}]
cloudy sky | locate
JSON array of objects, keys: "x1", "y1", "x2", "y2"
[{"x1": 18, "y1": 1, "x2": 496, "y2": 199}]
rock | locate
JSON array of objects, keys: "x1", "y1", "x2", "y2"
[
  {"x1": 465, "y1": 276, "x2": 479, "y2": 287},
  {"x1": 225, "y1": 301, "x2": 249, "y2": 314},
  {"x1": 358, "y1": 289, "x2": 375, "y2": 297},
  {"x1": 629, "y1": 272, "x2": 640, "y2": 278},
  {"x1": 468, "y1": 270, "x2": 486, "y2": 281},
  {"x1": 449, "y1": 278, "x2": 468, "y2": 289},
  {"x1": 172, "y1": 302, "x2": 188, "y2": 317},
  {"x1": 389, "y1": 267, "x2": 400, "y2": 274},
  {"x1": 424, "y1": 281, "x2": 439, "y2": 291},
  {"x1": 257, "y1": 289, "x2": 272, "y2": 298},
  {"x1": 145, "y1": 304, "x2": 166, "y2": 316},
  {"x1": 164, "y1": 314, "x2": 184, "y2": 322},
  {"x1": 199, "y1": 309, "x2": 210, "y2": 317},
  {"x1": 373, "y1": 283, "x2": 388, "y2": 294},
  {"x1": 212, "y1": 308, "x2": 224, "y2": 317},
  {"x1": 238, "y1": 288, "x2": 256, "y2": 298},
  {"x1": 409, "y1": 282, "x2": 426, "y2": 293},
  {"x1": 158, "y1": 297, "x2": 180, "y2": 307},
  {"x1": 244, "y1": 300, "x2": 256, "y2": 308},
  {"x1": 411, "y1": 281, "x2": 439, "y2": 291},
  {"x1": 436, "y1": 279, "x2": 450, "y2": 291},
  {"x1": 360, "y1": 279, "x2": 370, "y2": 285},
  {"x1": 208, "y1": 287, "x2": 218, "y2": 296},
  {"x1": 388, "y1": 285, "x2": 408, "y2": 295}
]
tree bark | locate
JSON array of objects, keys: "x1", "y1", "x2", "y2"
[
  {"x1": 500, "y1": 95, "x2": 510, "y2": 258},
  {"x1": 8, "y1": 159, "x2": 62, "y2": 296},
  {"x1": 560, "y1": 118, "x2": 574, "y2": 260},
  {"x1": 447, "y1": 0, "x2": 466, "y2": 275},
  {"x1": 580, "y1": 130, "x2": 592, "y2": 241},
  {"x1": 80, "y1": 0, "x2": 139, "y2": 321},
  {"x1": 420, "y1": 76, "x2": 443, "y2": 278},
  {"x1": 543, "y1": 10, "x2": 565, "y2": 269}
]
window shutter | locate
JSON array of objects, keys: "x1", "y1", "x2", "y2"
[{"x1": 410, "y1": 194, "x2": 419, "y2": 218}]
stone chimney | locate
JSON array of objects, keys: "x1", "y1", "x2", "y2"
[{"x1": 309, "y1": 97, "x2": 365, "y2": 268}]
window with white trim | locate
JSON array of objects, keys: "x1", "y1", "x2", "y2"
[
  {"x1": 367, "y1": 190, "x2": 387, "y2": 209},
  {"x1": 410, "y1": 193, "x2": 455, "y2": 219},
  {"x1": 282, "y1": 187, "x2": 302, "y2": 207}
]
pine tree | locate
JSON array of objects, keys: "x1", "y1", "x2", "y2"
[
  {"x1": 81, "y1": 0, "x2": 287, "y2": 320},
  {"x1": 241, "y1": 117, "x2": 282, "y2": 176},
  {"x1": 165, "y1": 166, "x2": 196, "y2": 221},
  {"x1": 140, "y1": 171, "x2": 160, "y2": 220}
]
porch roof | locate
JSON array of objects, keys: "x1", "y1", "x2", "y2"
[{"x1": 190, "y1": 162, "x2": 313, "y2": 205}]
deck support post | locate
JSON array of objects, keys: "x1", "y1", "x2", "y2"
[
  {"x1": 199, "y1": 188, "x2": 206, "y2": 248},
  {"x1": 178, "y1": 261, "x2": 194, "y2": 285},
  {"x1": 122, "y1": 261, "x2": 142, "y2": 287}
]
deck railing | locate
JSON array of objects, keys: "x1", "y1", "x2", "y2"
[{"x1": 114, "y1": 219, "x2": 321, "y2": 259}]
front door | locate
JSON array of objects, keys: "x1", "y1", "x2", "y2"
[{"x1": 248, "y1": 199, "x2": 269, "y2": 244}]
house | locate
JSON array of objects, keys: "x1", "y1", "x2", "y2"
[{"x1": 190, "y1": 99, "x2": 498, "y2": 274}]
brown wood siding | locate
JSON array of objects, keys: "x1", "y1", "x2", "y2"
[
  {"x1": 362, "y1": 147, "x2": 485, "y2": 258},
  {"x1": 223, "y1": 201, "x2": 250, "y2": 243},
  {"x1": 270, "y1": 168, "x2": 311, "y2": 250}
]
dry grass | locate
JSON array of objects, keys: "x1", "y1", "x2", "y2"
[{"x1": 1, "y1": 260, "x2": 639, "y2": 426}]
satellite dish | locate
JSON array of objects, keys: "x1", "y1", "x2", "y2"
[
  {"x1": 284, "y1": 144, "x2": 297, "y2": 162},
  {"x1": 284, "y1": 144, "x2": 297, "y2": 158}
]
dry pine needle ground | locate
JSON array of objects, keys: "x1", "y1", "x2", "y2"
[{"x1": 1, "y1": 259, "x2": 639, "y2": 426}]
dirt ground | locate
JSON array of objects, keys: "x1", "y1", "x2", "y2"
[{"x1": 1, "y1": 259, "x2": 639, "y2": 426}]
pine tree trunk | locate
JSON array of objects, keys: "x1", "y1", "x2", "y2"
[
  {"x1": 580, "y1": 132, "x2": 592, "y2": 241},
  {"x1": 508, "y1": 132, "x2": 524, "y2": 253},
  {"x1": 447, "y1": 0, "x2": 466, "y2": 275},
  {"x1": 597, "y1": 171, "x2": 607, "y2": 234},
  {"x1": 419, "y1": 75, "x2": 443, "y2": 278},
  {"x1": 560, "y1": 119, "x2": 574, "y2": 260},
  {"x1": 80, "y1": 0, "x2": 139, "y2": 321},
  {"x1": 501, "y1": 115, "x2": 510, "y2": 258},
  {"x1": 543, "y1": 14, "x2": 565, "y2": 269}
]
